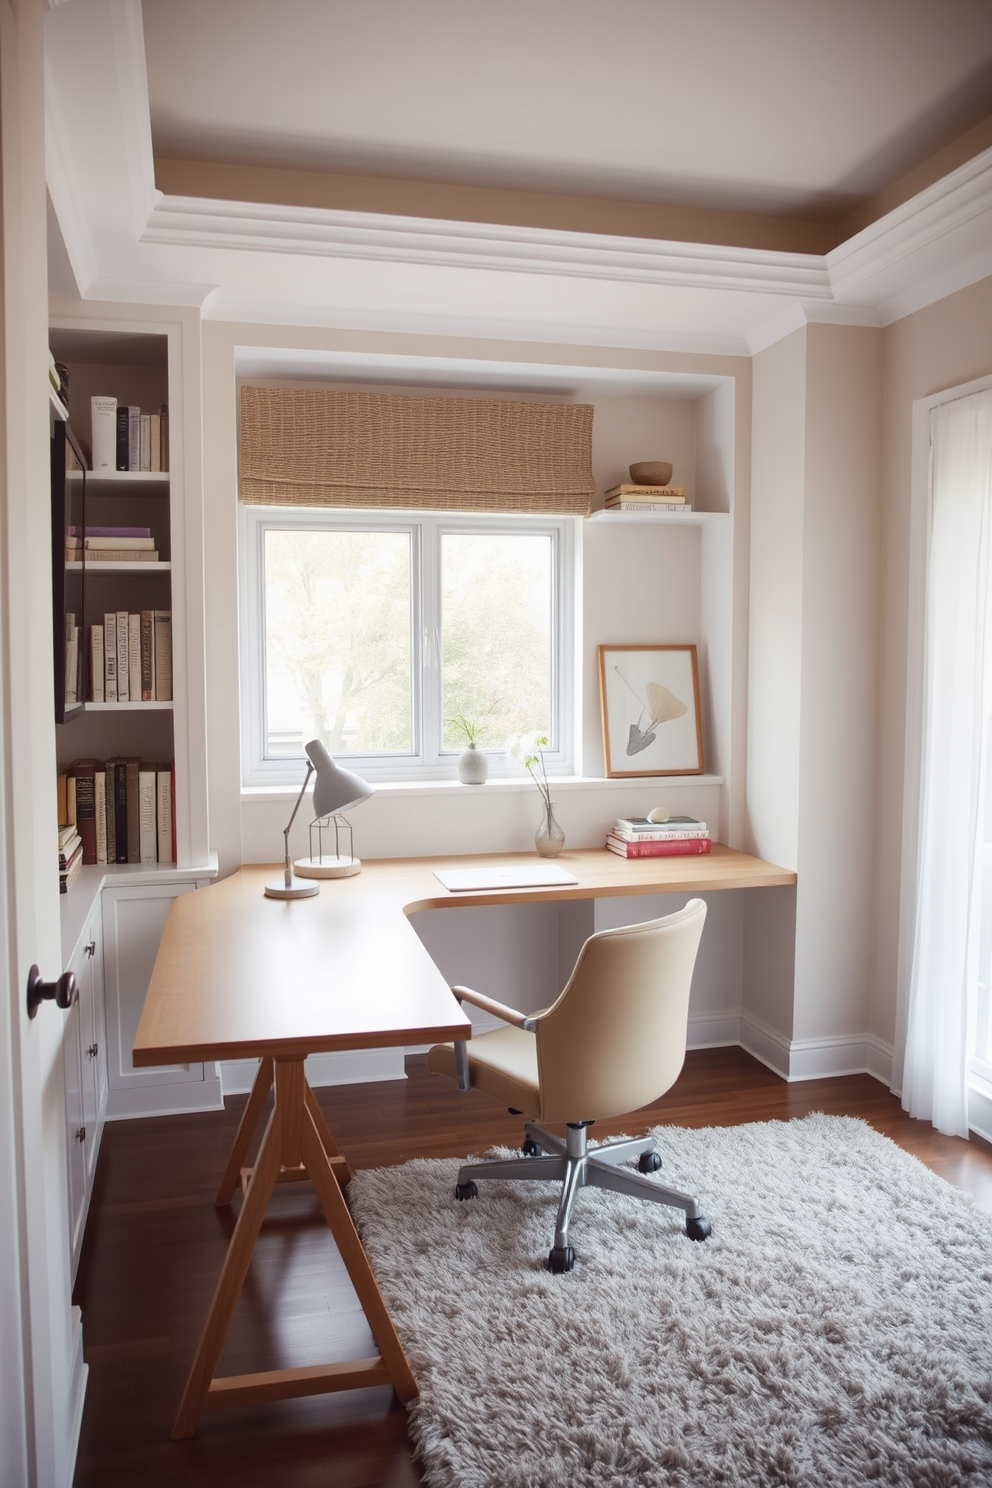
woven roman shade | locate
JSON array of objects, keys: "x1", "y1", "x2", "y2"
[{"x1": 238, "y1": 385, "x2": 595, "y2": 515}]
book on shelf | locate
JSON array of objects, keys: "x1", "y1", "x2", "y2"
[
  {"x1": 112, "y1": 758, "x2": 128, "y2": 864},
  {"x1": 94, "y1": 772, "x2": 107, "y2": 864},
  {"x1": 128, "y1": 614, "x2": 141, "y2": 702},
  {"x1": 68, "y1": 525, "x2": 152, "y2": 539},
  {"x1": 149, "y1": 411, "x2": 161, "y2": 472},
  {"x1": 604, "y1": 501, "x2": 692, "y2": 513},
  {"x1": 125, "y1": 757, "x2": 141, "y2": 864},
  {"x1": 91, "y1": 395, "x2": 117, "y2": 473},
  {"x1": 57, "y1": 821, "x2": 77, "y2": 852},
  {"x1": 605, "y1": 833, "x2": 712, "y2": 859},
  {"x1": 614, "y1": 815, "x2": 708, "y2": 838},
  {"x1": 104, "y1": 759, "x2": 117, "y2": 864},
  {"x1": 154, "y1": 611, "x2": 172, "y2": 701},
  {"x1": 103, "y1": 612, "x2": 118, "y2": 702},
  {"x1": 138, "y1": 768, "x2": 158, "y2": 863},
  {"x1": 115, "y1": 404, "x2": 129, "y2": 471},
  {"x1": 156, "y1": 763, "x2": 175, "y2": 863},
  {"x1": 57, "y1": 828, "x2": 81, "y2": 869},
  {"x1": 611, "y1": 825, "x2": 709, "y2": 843},
  {"x1": 59, "y1": 771, "x2": 77, "y2": 827},
  {"x1": 64, "y1": 614, "x2": 79, "y2": 706},
  {"x1": 116, "y1": 609, "x2": 129, "y2": 702},
  {"x1": 69, "y1": 760, "x2": 99, "y2": 864},
  {"x1": 140, "y1": 611, "x2": 154, "y2": 700},
  {"x1": 89, "y1": 624, "x2": 105, "y2": 703},
  {"x1": 82, "y1": 535, "x2": 156, "y2": 550},
  {"x1": 605, "y1": 484, "x2": 687, "y2": 498},
  {"x1": 127, "y1": 404, "x2": 141, "y2": 472},
  {"x1": 79, "y1": 548, "x2": 160, "y2": 563},
  {"x1": 60, "y1": 848, "x2": 83, "y2": 894}
]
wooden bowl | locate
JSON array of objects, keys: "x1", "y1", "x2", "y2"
[{"x1": 629, "y1": 461, "x2": 673, "y2": 486}]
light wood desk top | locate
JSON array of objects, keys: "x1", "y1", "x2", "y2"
[
  {"x1": 133, "y1": 845, "x2": 795, "y2": 1067},
  {"x1": 136, "y1": 842, "x2": 795, "y2": 1437}
]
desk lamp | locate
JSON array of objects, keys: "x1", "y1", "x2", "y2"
[
  {"x1": 293, "y1": 739, "x2": 373, "y2": 881},
  {"x1": 263, "y1": 740, "x2": 373, "y2": 898}
]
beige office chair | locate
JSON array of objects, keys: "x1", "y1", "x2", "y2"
[{"x1": 427, "y1": 897, "x2": 710, "y2": 1272}]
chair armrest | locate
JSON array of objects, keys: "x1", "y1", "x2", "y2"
[{"x1": 451, "y1": 985, "x2": 537, "y2": 1032}]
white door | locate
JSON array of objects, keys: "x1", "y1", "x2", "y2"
[{"x1": 0, "y1": 2, "x2": 82, "y2": 1485}]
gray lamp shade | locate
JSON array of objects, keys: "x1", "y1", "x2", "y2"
[{"x1": 305, "y1": 740, "x2": 374, "y2": 818}]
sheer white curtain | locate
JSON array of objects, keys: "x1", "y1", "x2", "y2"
[{"x1": 903, "y1": 388, "x2": 992, "y2": 1136}]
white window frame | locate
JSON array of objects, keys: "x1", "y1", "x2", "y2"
[{"x1": 239, "y1": 504, "x2": 576, "y2": 787}]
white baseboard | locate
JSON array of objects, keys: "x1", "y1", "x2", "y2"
[
  {"x1": 968, "y1": 1084, "x2": 992, "y2": 1146},
  {"x1": 686, "y1": 1010, "x2": 744, "y2": 1050},
  {"x1": 786, "y1": 1031, "x2": 895, "y2": 1083},
  {"x1": 219, "y1": 1047, "x2": 406, "y2": 1097},
  {"x1": 737, "y1": 1013, "x2": 894, "y2": 1085},
  {"x1": 737, "y1": 1012, "x2": 792, "y2": 1078},
  {"x1": 105, "y1": 1070, "x2": 224, "y2": 1119},
  {"x1": 66, "y1": 1306, "x2": 87, "y2": 1488}
]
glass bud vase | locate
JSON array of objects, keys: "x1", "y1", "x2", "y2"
[{"x1": 535, "y1": 800, "x2": 565, "y2": 857}]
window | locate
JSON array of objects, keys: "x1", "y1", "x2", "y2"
[{"x1": 240, "y1": 507, "x2": 575, "y2": 785}]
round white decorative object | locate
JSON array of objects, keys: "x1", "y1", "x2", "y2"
[
  {"x1": 647, "y1": 807, "x2": 670, "y2": 823},
  {"x1": 457, "y1": 744, "x2": 489, "y2": 784},
  {"x1": 294, "y1": 855, "x2": 362, "y2": 878}
]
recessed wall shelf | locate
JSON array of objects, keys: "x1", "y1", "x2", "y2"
[{"x1": 587, "y1": 509, "x2": 728, "y2": 525}]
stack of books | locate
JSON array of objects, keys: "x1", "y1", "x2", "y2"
[
  {"x1": 58, "y1": 822, "x2": 83, "y2": 894},
  {"x1": 606, "y1": 815, "x2": 711, "y2": 858},
  {"x1": 66, "y1": 526, "x2": 159, "y2": 563},
  {"x1": 604, "y1": 483, "x2": 690, "y2": 513},
  {"x1": 59, "y1": 758, "x2": 176, "y2": 867},
  {"x1": 88, "y1": 610, "x2": 172, "y2": 703}
]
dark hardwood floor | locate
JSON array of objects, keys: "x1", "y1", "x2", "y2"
[{"x1": 71, "y1": 1049, "x2": 992, "y2": 1487}]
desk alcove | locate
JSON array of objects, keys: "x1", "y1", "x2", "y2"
[{"x1": 133, "y1": 845, "x2": 795, "y2": 1437}]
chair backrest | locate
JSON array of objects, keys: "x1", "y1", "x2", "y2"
[{"x1": 533, "y1": 898, "x2": 707, "y2": 1124}]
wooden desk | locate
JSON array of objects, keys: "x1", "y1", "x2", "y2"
[{"x1": 134, "y1": 846, "x2": 795, "y2": 1437}]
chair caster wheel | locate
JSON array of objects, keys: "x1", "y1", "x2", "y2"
[
  {"x1": 686, "y1": 1215, "x2": 712, "y2": 1241},
  {"x1": 548, "y1": 1245, "x2": 575, "y2": 1273},
  {"x1": 455, "y1": 1181, "x2": 478, "y2": 1201},
  {"x1": 637, "y1": 1150, "x2": 662, "y2": 1173},
  {"x1": 522, "y1": 1137, "x2": 543, "y2": 1156}
]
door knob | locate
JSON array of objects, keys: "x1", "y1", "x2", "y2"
[{"x1": 26, "y1": 965, "x2": 77, "y2": 1019}]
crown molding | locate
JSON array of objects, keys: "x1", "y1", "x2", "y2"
[
  {"x1": 144, "y1": 195, "x2": 834, "y2": 299},
  {"x1": 827, "y1": 145, "x2": 992, "y2": 311},
  {"x1": 108, "y1": 0, "x2": 159, "y2": 234}
]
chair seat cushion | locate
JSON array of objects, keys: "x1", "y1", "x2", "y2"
[{"x1": 427, "y1": 1024, "x2": 541, "y2": 1115}]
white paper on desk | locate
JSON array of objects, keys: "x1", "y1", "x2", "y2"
[{"x1": 434, "y1": 864, "x2": 580, "y2": 892}]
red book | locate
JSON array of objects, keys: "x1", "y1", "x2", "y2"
[
  {"x1": 68, "y1": 759, "x2": 99, "y2": 864},
  {"x1": 605, "y1": 834, "x2": 712, "y2": 858}
]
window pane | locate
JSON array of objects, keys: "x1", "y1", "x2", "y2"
[
  {"x1": 441, "y1": 532, "x2": 553, "y2": 749},
  {"x1": 263, "y1": 528, "x2": 412, "y2": 756}
]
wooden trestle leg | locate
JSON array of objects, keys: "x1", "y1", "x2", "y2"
[{"x1": 172, "y1": 1056, "x2": 416, "y2": 1439}]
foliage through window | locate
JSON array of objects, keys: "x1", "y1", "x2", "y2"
[{"x1": 241, "y1": 509, "x2": 573, "y2": 784}]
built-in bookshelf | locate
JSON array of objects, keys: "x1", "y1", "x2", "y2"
[{"x1": 51, "y1": 328, "x2": 176, "y2": 869}]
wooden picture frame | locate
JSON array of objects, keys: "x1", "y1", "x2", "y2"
[{"x1": 598, "y1": 644, "x2": 704, "y2": 777}]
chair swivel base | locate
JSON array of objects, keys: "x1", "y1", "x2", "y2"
[{"x1": 455, "y1": 1120, "x2": 711, "y2": 1271}]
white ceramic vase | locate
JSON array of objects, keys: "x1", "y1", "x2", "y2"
[{"x1": 457, "y1": 743, "x2": 489, "y2": 784}]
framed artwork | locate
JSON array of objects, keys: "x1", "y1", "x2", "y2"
[{"x1": 598, "y1": 644, "x2": 704, "y2": 777}]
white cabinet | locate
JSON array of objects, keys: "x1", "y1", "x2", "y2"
[
  {"x1": 62, "y1": 904, "x2": 106, "y2": 1282},
  {"x1": 101, "y1": 876, "x2": 221, "y2": 1119}
]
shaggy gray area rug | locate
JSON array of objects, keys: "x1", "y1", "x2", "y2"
[{"x1": 347, "y1": 1115, "x2": 992, "y2": 1487}]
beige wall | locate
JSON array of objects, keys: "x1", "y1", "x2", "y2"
[
  {"x1": 872, "y1": 275, "x2": 992, "y2": 1060},
  {"x1": 745, "y1": 323, "x2": 884, "y2": 1060}
]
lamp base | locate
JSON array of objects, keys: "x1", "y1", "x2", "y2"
[
  {"x1": 294, "y1": 855, "x2": 361, "y2": 879},
  {"x1": 263, "y1": 875, "x2": 321, "y2": 899}
]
